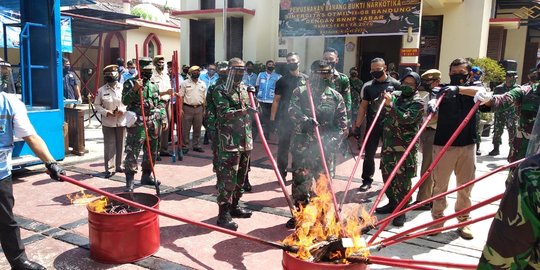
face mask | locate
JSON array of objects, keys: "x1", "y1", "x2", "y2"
[
  {"x1": 156, "y1": 64, "x2": 164, "y2": 71},
  {"x1": 208, "y1": 69, "x2": 216, "y2": 76},
  {"x1": 532, "y1": 73, "x2": 539, "y2": 83},
  {"x1": 350, "y1": 72, "x2": 358, "y2": 77},
  {"x1": 247, "y1": 68, "x2": 254, "y2": 73},
  {"x1": 233, "y1": 74, "x2": 243, "y2": 83},
  {"x1": 371, "y1": 70, "x2": 385, "y2": 79},
  {"x1": 327, "y1": 62, "x2": 336, "y2": 69},
  {"x1": 450, "y1": 74, "x2": 468, "y2": 85},
  {"x1": 267, "y1": 66, "x2": 275, "y2": 72},
  {"x1": 182, "y1": 68, "x2": 189, "y2": 74},
  {"x1": 400, "y1": 85, "x2": 416, "y2": 96},
  {"x1": 142, "y1": 72, "x2": 152, "y2": 81},
  {"x1": 421, "y1": 83, "x2": 432, "y2": 92},
  {"x1": 104, "y1": 76, "x2": 116, "y2": 83},
  {"x1": 287, "y1": 63, "x2": 299, "y2": 71},
  {"x1": 129, "y1": 68, "x2": 137, "y2": 75},
  {"x1": 191, "y1": 74, "x2": 200, "y2": 79}
]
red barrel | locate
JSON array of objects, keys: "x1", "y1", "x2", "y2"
[
  {"x1": 87, "y1": 192, "x2": 160, "y2": 264},
  {"x1": 282, "y1": 251, "x2": 368, "y2": 270}
]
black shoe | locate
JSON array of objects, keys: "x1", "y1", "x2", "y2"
[
  {"x1": 217, "y1": 204, "x2": 238, "y2": 231},
  {"x1": 11, "y1": 259, "x2": 46, "y2": 270},
  {"x1": 182, "y1": 149, "x2": 189, "y2": 154},
  {"x1": 280, "y1": 171, "x2": 287, "y2": 181},
  {"x1": 411, "y1": 201, "x2": 432, "y2": 211},
  {"x1": 230, "y1": 200, "x2": 252, "y2": 218},
  {"x1": 358, "y1": 183, "x2": 372, "y2": 192},
  {"x1": 476, "y1": 150, "x2": 481, "y2": 156},
  {"x1": 115, "y1": 168, "x2": 124, "y2": 173},
  {"x1": 488, "y1": 149, "x2": 500, "y2": 156},
  {"x1": 285, "y1": 218, "x2": 296, "y2": 229},
  {"x1": 160, "y1": 151, "x2": 172, "y2": 157},
  {"x1": 156, "y1": 156, "x2": 162, "y2": 161},
  {"x1": 392, "y1": 214, "x2": 406, "y2": 227},
  {"x1": 375, "y1": 202, "x2": 396, "y2": 214},
  {"x1": 104, "y1": 171, "x2": 113, "y2": 178},
  {"x1": 141, "y1": 173, "x2": 161, "y2": 186},
  {"x1": 243, "y1": 179, "x2": 252, "y2": 192},
  {"x1": 193, "y1": 148, "x2": 205, "y2": 153}
]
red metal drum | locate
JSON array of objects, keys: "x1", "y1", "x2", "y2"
[
  {"x1": 87, "y1": 192, "x2": 160, "y2": 264},
  {"x1": 282, "y1": 251, "x2": 368, "y2": 270}
]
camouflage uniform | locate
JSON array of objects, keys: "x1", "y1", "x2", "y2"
[
  {"x1": 349, "y1": 76, "x2": 364, "y2": 126},
  {"x1": 205, "y1": 77, "x2": 224, "y2": 171},
  {"x1": 492, "y1": 83, "x2": 518, "y2": 147},
  {"x1": 488, "y1": 83, "x2": 540, "y2": 163},
  {"x1": 477, "y1": 153, "x2": 540, "y2": 270},
  {"x1": 122, "y1": 78, "x2": 165, "y2": 175},
  {"x1": 289, "y1": 84, "x2": 348, "y2": 203},
  {"x1": 213, "y1": 82, "x2": 253, "y2": 205},
  {"x1": 380, "y1": 91, "x2": 424, "y2": 205},
  {"x1": 330, "y1": 71, "x2": 352, "y2": 122}
]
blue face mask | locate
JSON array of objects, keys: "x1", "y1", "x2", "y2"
[{"x1": 128, "y1": 68, "x2": 137, "y2": 75}]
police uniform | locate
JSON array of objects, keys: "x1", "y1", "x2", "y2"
[
  {"x1": 180, "y1": 66, "x2": 207, "y2": 152},
  {"x1": 122, "y1": 58, "x2": 165, "y2": 191},
  {"x1": 94, "y1": 65, "x2": 126, "y2": 177}
]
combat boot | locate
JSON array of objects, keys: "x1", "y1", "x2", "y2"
[
  {"x1": 242, "y1": 178, "x2": 252, "y2": 192},
  {"x1": 141, "y1": 171, "x2": 161, "y2": 186},
  {"x1": 230, "y1": 198, "x2": 252, "y2": 218},
  {"x1": 125, "y1": 173, "x2": 135, "y2": 192},
  {"x1": 488, "y1": 144, "x2": 500, "y2": 156},
  {"x1": 217, "y1": 204, "x2": 238, "y2": 231},
  {"x1": 476, "y1": 143, "x2": 481, "y2": 156},
  {"x1": 392, "y1": 213, "x2": 406, "y2": 227},
  {"x1": 375, "y1": 200, "x2": 397, "y2": 214}
]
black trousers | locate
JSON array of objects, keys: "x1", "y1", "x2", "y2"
[
  {"x1": 253, "y1": 103, "x2": 273, "y2": 140},
  {"x1": 361, "y1": 122, "x2": 383, "y2": 185},
  {"x1": 277, "y1": 120, "x2": 293, "y2": 177},
  {"x1": 0, "y1": 175, "x2": 27, "y2": 265}
]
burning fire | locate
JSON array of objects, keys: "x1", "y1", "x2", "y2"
[
  {"x1": 282, "y1": 176, "x2": 375, "y2": 263},
  {"x1": 67, "y1": 190, "x2": 109, "y2": 213}
]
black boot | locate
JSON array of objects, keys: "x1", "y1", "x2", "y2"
[
  {"x1": 242, "y1": 178, "x2": 252, "y2": 192},
  {"x1": 392, "y1": 213, "x2": 406, "y2": 227},
  {"x1": 141, "y1": 171, "x2": 161, "y2": 186},
  {"x1": 217, "y1": 204, "x2": 238, "y2": 231},
  {"x1": 375, "y1": 201, "x2": 397, "y2": 214},
  {"x1": 125, "y1": 173, "x2": 135, "y2": 192},
  {"x1": 11, "y1": 259, "x2": 46, "y2": 270},
  {"x1": 230, "y1": 198, "x2": 252, "y2": 218},
  {"x1": 489, "y1": 144, "x2": 500, "y2": 156},
  {"x1": 476, "y1": 143, "x2": 481, "y2": 156},
  {"x1": 285, "y1": 218, "x2": 296, "y2": 229}
]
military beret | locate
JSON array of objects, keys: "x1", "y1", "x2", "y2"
[
  {"x1": 103, "y1": 64, "x2": 118, "y2": 73},
  {"x1": 421, "y1": 69, "x2": 441, "y2": 80},
  {"x1": 138, "y1": 57, "x2": 153, "y2": 68},
  {"x1": 188, "y1": 65, "x2": 201, "y2": 73}
]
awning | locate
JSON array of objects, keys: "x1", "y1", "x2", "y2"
[
  {"x1": 489, "y1": 18, "x2": 521, "y2": 29},
  {"x1": 171, "y1": 8, "x2": 255, "y2": 20},
  {"x1": 0, "y1": 0, "x2": 95, "y2": 10},
  {"x1": 61, "y1": 9, "x2": 139, "y2": 36}
]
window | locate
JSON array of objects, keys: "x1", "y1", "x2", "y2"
[
  {"x1": 227, "y1": 0, "x2": 243, "y2": 8},
  {"x1": 143, "y1": 33, "x2": 162, "y2": 57},
  {"x1": 148, "y1": 41, "x2": 155, "y2": 59},
  {"x1": 419, "y1": 16, "x2": 443, "y2": 74},
  {"x1": 201, "y1": 0, "x2": 215, "y2": 10}
]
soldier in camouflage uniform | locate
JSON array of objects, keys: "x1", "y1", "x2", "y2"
[
  {"x1": 349, "y1": 67, "x2": 364, "y2": 148},
  {"x1": 477, "y1": 110, "x2": 540, "y2": 270},
  {"x1": 375, "y1": 71, "x2": 424, "y2": 227},
  {"x1": 323, "y1": 48, "x2": 351, "y2": 176},
  {"x1": 213, "y1": 58, "x2": 253, "y2": 231},
  {"x1": 489, "y1": 72, "x2": 519, "y2": 156},
  {"x1": 286, "y1": 60, "x2": 348, "y2": 228},
  {"x1": 205, "y1": 61, "x2": 228, "y2": 172},
  {"x1": 122, "y1": 57, "x2": 165, "y2": 192}
]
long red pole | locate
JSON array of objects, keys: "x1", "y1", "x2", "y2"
[
  {"x1": 381, "y1": 213, "x2": 496, "y2": 247},
  {"x1": 339, "y1": 97, "x2": 386, "y2": 211},
  {"x1": 368, "y1": 101, "x2": 481, "y2": 244},
  {"x1": 247, "y1": 91, "x2": 296, "y2": 215},
  {"x1": 368, "y1": 94, "x2": 446, "y2": 215},
  {"x1": 58, "y1": 174, "x2": 295, "y2": 252},
  {"x1": 372, "y1": 193, "x2": 503, "y2": 247},
  {"x1": 174, "y1": 51, "x2": 183, "y2": 161},
  {"x1": 170, "y1": 53, "x2": 177, "y2": 163},
  {"x1": 305, "y1": 81, "x2": 340, "y2": 222},
  {"x1": 369, "y1": 256, "x2": 477, "y2": 269},
  {"x1": 376, "y1": 159, "x2": 522, "y2": 226},
  {"x1": 135, "y1": 44, "x2": 160, "y2": 195}
]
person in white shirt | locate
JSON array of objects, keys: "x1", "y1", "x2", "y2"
[
  {"x1": 151, "y1": 55, "x2": 174, "y2": 157},
  {"x1": 94, "y1": 65, "x2": 127, "y2": 178}
]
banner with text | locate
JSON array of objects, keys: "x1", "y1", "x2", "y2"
[{"x1": 279, "y1": 0, "x2": 421, "y2": 37}]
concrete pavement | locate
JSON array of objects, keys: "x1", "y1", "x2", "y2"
[{"x1": 0, "y1": 107, "x2": 513, "y2": 269}]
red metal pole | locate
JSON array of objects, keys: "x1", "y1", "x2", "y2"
[
  {"x1": 339, "y1": 97, "x2": 386, "y2": 211},
  {"x1": 369, "y1": 256, "x2": 477, "y2": 269},
  {"x1": 381, "y1": 213, "x2": 496, "y2": 248},
  {"x1": 368, "y1": 257, "x2": 435, "y2": 270},
  {"x1": 170, "y1": 53, "x2": 177, "y2": 163},
  {"x1": 368, "y1": 101, "x2": 481, "y2": 244},
  {"x1": 305, "y1": 81, "x2": 340, "y2": 222},
  {"x1": 174, "y1": 51, "x2": 183, "y2": 161},
  {"x1": 93, "y1": 33, "x2": 103, "y2": 98},
  {"x1": 247, "y1": 91, "x2": 296, "y2": 215},
  {"x1": 372, "y1": 193, "x2": 503, "y2": 247},
  {"x1": 376, "y1": 159, "x2": 522, "y2": 226},
  {"x1": 368, "y1": 94, "x2": 446, "y2": 215},
  {"x1": 58, "y1": 174, "x2": 294, "y2": 252},
  {"x1": 135, "y1": 44, "x2": 160, "y2": 195}
]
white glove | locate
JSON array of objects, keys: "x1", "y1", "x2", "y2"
[
  {"x1": 427, "y1": 99, "x2": 438, "y2": 114},
  {"x1": 473, "y1": 89, "x2": 491, "y2": 105}
]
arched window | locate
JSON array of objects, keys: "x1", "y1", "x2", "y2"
[
  {"x1": 143, "y1": 33, "x2": 162, "y2": 57},
  {"x1": 104, "y1": 32, "x2": 125, "y2": 65}
]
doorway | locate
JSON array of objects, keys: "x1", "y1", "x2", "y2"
[
  {"x1": 357, "y1": 35, "x2": 401, "y2": 82},
  {"x1": 190, "y1": 19, "x2": 215, "y2": 66}
]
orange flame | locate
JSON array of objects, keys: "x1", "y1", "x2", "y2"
[
  {"x1": 66, "y1": 190, "x2": 109, "y2": 213},
  {"x1": 88, "y1": 196, "x2": 109, "y2": 213},
  {"x1": 282, "y1": 175, "x2": 375, "y2": 262}
]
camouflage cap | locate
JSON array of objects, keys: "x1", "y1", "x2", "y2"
[
  {"x1": 138, "y1": 57, "x2": 153, "y2": 69},
  {"x1": 142, "y1": 63, "x2": 155, "y2": 71},
  {"x1": 421, "y1": 69, "x2": 441, "y2": 80}
]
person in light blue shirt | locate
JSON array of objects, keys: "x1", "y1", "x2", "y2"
[
  {"x1": 120, "y1": 60, "x2": 137, "y2": 85},
  {"x1": 242, "y1": 61, "x2": 258, "y2": 87},
  {"x1": 199, "y1": 63, "x2": 218, "y2": 89},
  {"x1": 255, "y1": 60, "x2": 281, "y2": 139}
]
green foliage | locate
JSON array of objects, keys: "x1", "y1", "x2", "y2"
[{"x1": 470, "y1": 57, "x2": 505, "y2": 84}]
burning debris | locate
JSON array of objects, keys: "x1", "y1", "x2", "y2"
[
  {"x1": 68, "y1": 190, "x2": 142, "y2": 214},
  {"x1": 282, "y1": 176, "x2": 375, "y2": 264}
]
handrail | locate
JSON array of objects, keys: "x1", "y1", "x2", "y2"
[{"x1": 19, "y1": 22, "x2": 47, "y2": 106}]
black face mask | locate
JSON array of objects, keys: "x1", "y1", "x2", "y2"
[
  {"x1": 327, "y1": 62, "x2": 336, "y2": 69},
  {"x1": 287, "y1": 63, "x2": 299, "y2": 71},
  {"x1": 142, "y1": 72, "x2": 152, "y2": 81},
  {"x1": 247, "y1": 68, "x2": 254, "y2": 73},
  {"x1": 155, "y1": 64, "x2": 164, "y2": 71},
  {"x1": 233, "y1": 74, "x2": 243, "y2": 83},
  {"x1": 104, "y1": 76, "x2": 116, "y2": 83},
  {"x1": 267, "y1": 66, "x2": 275, "y2": 72},
  {"x1": 182, "y1": 68, "x2": 189, "y2": 74},
  {"x1": 450, "y1": 74, "x2": 468, "y2": 86},
  {"x1": 350, "y1": 72, "x2": 358, "y2": 78},
  {"x1": 191, "y1": 74, "x2": 200, "y2": 79},
  {"x1": 371, "y1": 70, "x2": 385, "y2": 79}
]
